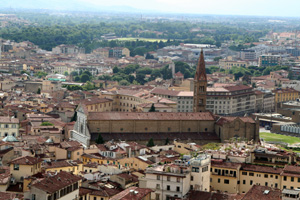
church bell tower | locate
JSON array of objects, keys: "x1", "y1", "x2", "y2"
[{"x1": 193, "y1": 49, "x2": 207, "y2": 112}]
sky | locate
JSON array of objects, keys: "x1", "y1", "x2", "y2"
[{"x1": 78, "y1": 0, "x2": 300, "y2": 17}]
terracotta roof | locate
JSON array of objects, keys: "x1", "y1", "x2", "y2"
[
  {"x1": 31, "y1": 171, "x2": 81, "y2": 194},
  {"x1": 88, "y1": 112, "x2": 215, "y2": 121},
  {"x1": 81, "y1": 97, "x2": 112, "y2": 105},
  {"x1": 272, "y1": 88, "x2": 299, "y2": 94},
  {"x1": 0, "y1": 167, "x2": 10, "y2": 185},
  {"x1": 281, "y1": 165, "x2": 300, "y2": 177},
  {"x1": 8, "y1": 156, "x2": 43, "y2": 165},
  {"x1": 186, "y1": 190, "x2": 243, "y2": 200},
  {"x1": 44, "y1": 160, "x2": 78, "y2": 169},
  {"x1": 109, "y1": 187, "x2": 153, "y2": 200},
  {"x1": 211, "y1": 161, "x2": 241, "y2": 169},
  {"x1": 241, "y1": 164, "x2": 282, "y2": 174},
  {"x1": 242, "y1": 185, "x2": 281, "y2": 200},
  {"x1": 0, "y1": 192, "x2": 17, "y2": 200},
  {"x1": 150, "y1": 88, "x2": 180, "y2": 96},
  {"x1": 60, "y1": 140, "x2": 82, "y2": 149},
  {"x1": 0, "y1": 117, "x2": 19, "y2": 123},
  {"x1": 216, "y1": 116, "x2": 255, "y2": 126}
]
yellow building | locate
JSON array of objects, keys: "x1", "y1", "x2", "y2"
[
  {"x1": 281, "y1": 165, "x2": 300, "y2": 190},
  {"x1": 8, "y1": 156, "x2": 42, "y2": 182},
  {"x1": 44, "y1": 160, "x2": 83, "y2": 175},
  {"x1": 219, "y1": 59, "x2": 249, "y2": 70},
  {"x1": 210, "y1": 162, "x2": 240, "y2": 193},
  {"x1": 239, "y1": 164, "x2": 282, "y2": 194},
  {"x1": 273, "y1": 88, "x2": 299, "y2": 103}
]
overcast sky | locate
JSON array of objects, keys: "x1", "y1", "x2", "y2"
[{"x1": 78, "y1": 0, "x2": 300, "y2": 17}]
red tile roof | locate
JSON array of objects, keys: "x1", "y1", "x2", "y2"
[
  {"x1": 31, "y1": 171, "x2": 82, "y2": 194},
  {"x1": 241, "y1": 164, "x2": 282, "y2": 174},
  {"x1": 8, "y1": 156, "x2": 43, "y2": 165},
  {"x1": 242, "y1": 185, "x2": 281, "y2": 200},
  {"x1": 109, "y1": 187, "x2": 153, "y2": 200},
  {"x1": 216, "y1": 116, "x2": 256, "y2": 126},
  {"x1": 88, "y1": 112, "x2": 215, "y2": 121}
]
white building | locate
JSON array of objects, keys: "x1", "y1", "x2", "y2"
[{"x1": 139, "y1": 154, "x2": 211, "y2": 200}]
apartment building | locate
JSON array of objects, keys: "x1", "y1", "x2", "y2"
[
  {"x1": 0, "y1": 117, "x2": 19, "y2": 139},
  {"x1": 52, "y1": 44, "x2": 85, "y2": 54},
  {"x1": 27, "y1": 171, "x2": 81, "y2": 200},
  {"x1": 273, "y1": 88, "x2": 299, "y2": 104},
  {"x1": 219, "y1": 59, "x2": 249, "y2": 70},
  {"x1": 258, "y1": 54, "x2": 281, "y2": 67},
  {"x1": 139, "y1": 154, "x2": 211, "y2": 200},
  {"x1": 93, "y1": 47, "x2": 130, "y2": 58},
  {"x1": 206, "y1": 85, "x2": 255, "y2": 116}
]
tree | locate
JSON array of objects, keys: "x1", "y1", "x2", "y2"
[
  {"x1": 83, "y1": 81, "x2": 95, "y2": 91},
  {"x1": 80, "y1": 74, "x2": 90, "y2": 83},
  {"x1": 147, "y1": 138, "x2": 155, "y2": 147},
  {"x1": 113, "y1": 66, "x2": 120, "y2": 74},
  {"x1": 64, "y1": 71, "x2": 69, "y2": 76},
  {"x1": 119, "y1": 80, "x2": 130, "y2": 86},
  {"x1": 71, "y1": 71, "x2": 78, "y2": 76},
  {"x1": 252, "y1": 82, "x2": 256, "y2": 88},
  {"x1": 96, "y1": 133, "x2": 104, "y2": 144},
  {"x1": 37, "y1": 88, "x2": 41, "y2": 94},
  {"x1": 40, "y1": 122, "x2": 54, "y2": 126},
  {"x1": 165, "y1": 138, "x2": 170, "y2": 145},
  {"x1": 149, "y1": 104, "x2": 156, "y2": 112},
  {"x1": 74, "y1": 76, "x2": 80, "y2": 82},
  {"x1": 83, "y1": 71, "x2": 92, "y2": 77}
]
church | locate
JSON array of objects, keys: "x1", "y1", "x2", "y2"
[{"x1": 71, "y1": 50, "x2": 259, "y2": 147}]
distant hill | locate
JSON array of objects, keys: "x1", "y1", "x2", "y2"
[{"x1": 0, "y1": 0, "x2": 142, "y2": 13}]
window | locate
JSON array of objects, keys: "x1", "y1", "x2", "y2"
[
  {"x1": 264, "y1": 174, "x2": 268, "y2": 178},
  {"x1": 275, "y1": 175, "x2": 278, "y2": 179},
  {"x1": 291, "y1": 177, "x2": 294, "y2": 182},
  {"x1": 4, "y1": 124, "x2": 9, "y2": 128},
  {"x1": 157, "y1": 175, "x2": 160, "y2": 180},
  {"x1": 14, "y1": 164, "x2": 19, "y2": 170},
  {"x1": 168, "y1": 127, "x2": 171, "y2": 131},
  {"x1": 249, "y1": 172, "x2": 254, "y2": 176},
  {"x1": 243, "y1": 180, "x2": 246, "y2": 184},
  {"x1": 94, "y1": 197, "x2": 97, "y2": 200},
  {"x1": 167, "y1": 176, "x2": 170, "y2": 181},
  {"x1": 250, "y1": 180, "x2": 253, "y2": 185},
  {"x1": 177, "y1": 177, "x2": 180, "y2": 182},
  {"x1": 298, "y1": 178, "x2": 300, "y2": 182},
  {"x1": 275, "y1": 183, "x2": 278, "y2": 188},
  {"x1": 191, "y1": 176, "x2": 193, "y2": 181},
  {"x1": 156, "y1": 184, "x2": 160, "y2": 189},
  {"x1": 224, "y1": 179, "x2": 229, "y2": 184},
  {"x1": 218, "y1": 178, "x2": 220, "y2": 183},
  {"x1": 32, "y1": 194, "x2": 36, "y2": 200},
  {"x1": 284, "y1": 176, "x2": 287, "y2": 181},
  {"x1": 12, "y1": 124, "x2": 16, "y2": 128},
  {"x1": 242, "y1": 172, "x2": 247, "y2": 176},
  {"x1": 176, "y1": 186, "x2": 180, "y2": 192},
  {"x1": 167, "y1": 185, "x2": 170, "y2": 191},
  {"x1": 155, "y1": 194, "x2": 160, "y2": 200},
  {"x1": 265, "y1": 182, "x2": 268, "y2": 186}
]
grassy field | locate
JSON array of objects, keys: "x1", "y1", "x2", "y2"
[
  {"x1": 110, "y1": 37, "x2": 169, "y2": 42},
  {"x1": 260, "y1": 132, "x2": 300, "y2": 145}
]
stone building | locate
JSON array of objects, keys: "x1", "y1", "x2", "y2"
[
  {"x1": 71, "y1": 51, "x2": 259, "y2": 147},
  {"x1": 71, "y1": 107, "x2": 259, "y2": 147}
]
